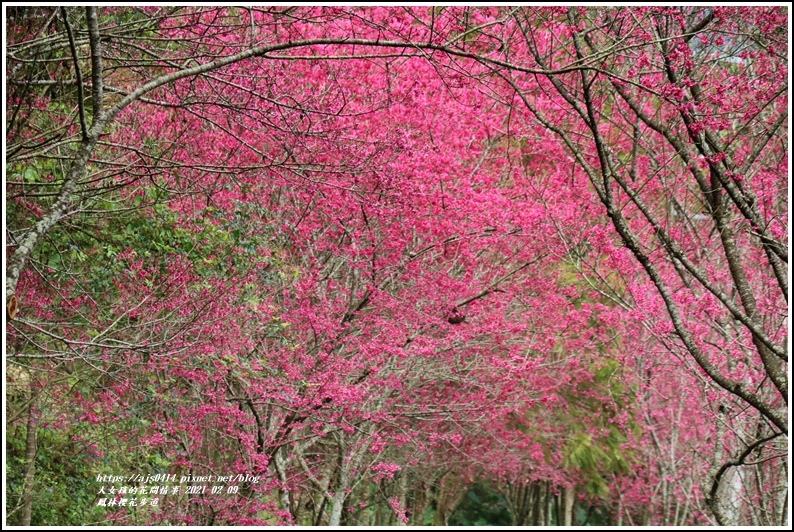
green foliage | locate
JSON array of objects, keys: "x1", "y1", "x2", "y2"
[
  {"x1": 563, "y1": 432, "x2": 630, "y2": 498},
  {"x1": 559, "y1": 358, "x2": 637, "y2": 498},
  {"x1": 577, "y1": 503, "x2": 616, "y2": 526},
  {"x1": 448, "y1": 482, "x2": 513, "y2": 526},
  {"x1": 5, "y1": 426, "x2": 109, "y2": 526},
  {"x1": 30, "y1": 186, "x2": 279, "y2": 306}
]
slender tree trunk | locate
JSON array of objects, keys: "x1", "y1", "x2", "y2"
[
  {"x1": 328, "y1": 485, "x2": 347, "y2": 526},
  {"x1": 410, "y1": 477, "x2": 427, "y2": 526},
  {"x1": 555, "y1": 491, "x2": 561, "y2": 526},
  {"x1": 778, "y1": 462, "x2": 788, "y2": 527},
  {"x1": 375, "y1": 488, "x2": 386, "y2": 527},
  {"x1": 545, "y1": 482, "x2": 553, "y2": 526},
  {"x1": 432, "y1": 472, "x2": 465, "y2": 526},
  {"x1": 563, "y1": 485, "x2": 576, "y2": 526},
  {"x1": 272, "y1": 448, "x2": 293, "y2": 519},
  {"x1": 531, "y1": 483, "x2": 543, "y2": 525},
  {"x1": 395, "y1": 471, "x2": 408, "y2": 526},
  {"x1": 21, "y1": 401, "x2": 38, "y2": 526}
]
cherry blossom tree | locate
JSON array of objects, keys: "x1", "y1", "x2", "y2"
[
  {"x1": 5, "y1": 6, "x2": 787, "y2": 526},
  {"x1": 487, "y1": 7, "x2": 787, "y2": 524}
]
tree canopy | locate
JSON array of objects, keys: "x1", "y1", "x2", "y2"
[{"x1": 5, "y1": 6, "x2": 788, "y2": 526}]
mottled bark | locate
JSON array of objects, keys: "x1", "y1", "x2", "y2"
[{"x1": 21, "y1": 402, "x2": 38, "y2": 526}]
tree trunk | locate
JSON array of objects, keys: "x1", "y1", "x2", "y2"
[
  {"x1": 395, "y1": 471, "x2": 408, "y2": 525},
  {"x1": 432, "y1": 472, "x2": 465, "y2": 526},
  {"x1": 562, "y1": 485, "x2": 576, "y2": 526},
  {"x1": 531, "y1": 483, "x2": 542, "y2": 525},
  {"x1": 328, "y1": 489, "x2": 347, "y2": 526},
  {"x1": 21, "y1": 401, "x2": 38, "y2": 526},
  {"x1": 544, "y1": 482, "x2": 552, "y2": 526},
  {"x1": 555, "y1": 491, "x2": 561, "y2": 526},
  {"x1": 410, "y1": 477, "x2": 428, "y2": 526}
]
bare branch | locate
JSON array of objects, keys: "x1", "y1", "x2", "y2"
[{"x1": 59, "y1": 7, "x2": 88, "y2": 141}]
